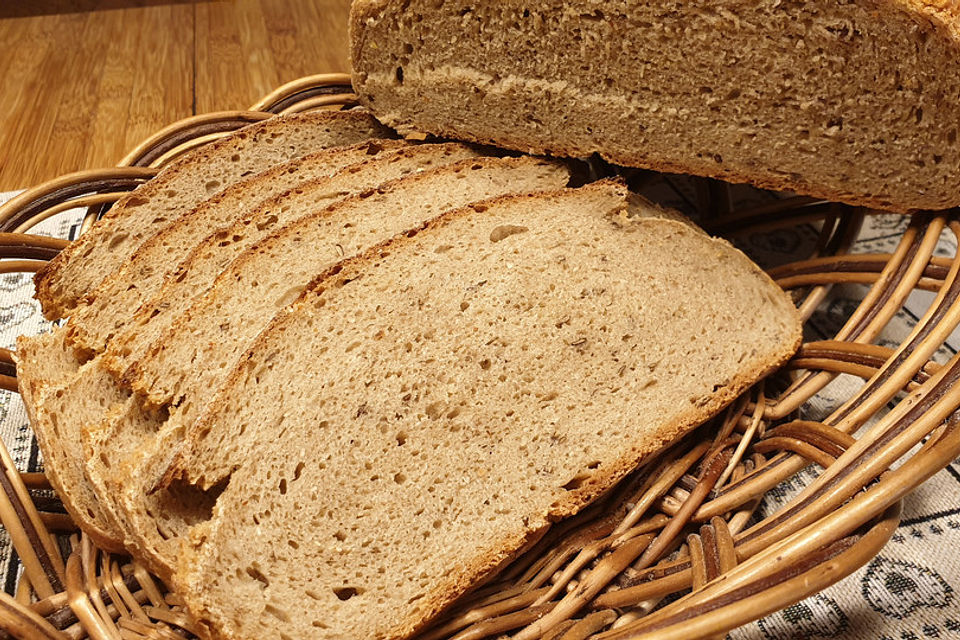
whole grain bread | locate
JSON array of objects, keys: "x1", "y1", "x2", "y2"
[
  {"x1": 126, "y1": 156, "x2": 571, "y2": 426},
  {"x1": 35, "y1": 110, "x2": 393, "y2": 319},
  {"x1": 102, "y1": 156, "x2": 568, "y2": 577},
  {"x1": 170, "y1": 181, "x2": 801, "y2": 640},
  {"x1": 11, "y1": 143, "x2": 481, "y2": 579},
  {"x1": 66, "y1": 138, "x2": 407, "y2": 355},
  {"x1": 81, "y1": 143, "x2": 489, "y2": 578},
  {"x1": 103, "y1": 142, "x2": 484, "y2": 379},
  {"x1": 351, "y1": 0, "x2": 960, "y2": 212}
]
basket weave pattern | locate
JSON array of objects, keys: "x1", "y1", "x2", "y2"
[{"x1": 0, "y1": 75, "x2": 957, "y2": 640}]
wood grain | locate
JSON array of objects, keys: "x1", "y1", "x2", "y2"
[
  {"x1": 194, "y1": 0, "x2": 350, "y2": 113},
  {"x1": 0, "y1": 0, "x2": 351, "y2": 191}
]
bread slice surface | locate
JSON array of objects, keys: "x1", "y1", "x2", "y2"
[
  {"x1": 35, "y1": 110, "x2": 392, "y2": 319},
  {"x1": 66, "y1": 138, "x2": 407, "y2": 355},
  {"x1": 103, "y1": 142, "x2": 483, "y2": 378},
  {"x1": 126, "y1": 155, "x2": 570, "y2": 426},
  {"x1": 172, "y1": 182, "x2": 801, "y2": 640},
  {"x1": 352, "y1": 0, "x2": 960, "y2": 212}
]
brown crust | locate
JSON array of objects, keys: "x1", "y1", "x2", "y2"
[
  {"x1": 34, "y1": 109, "x2": 388, "y2": 320},
  {"x1": 170, "y1": 181, "x2": 801, "y2": 640},
  {"x1": 350, "y1": 0, "x2": 960, "y2": 214}
]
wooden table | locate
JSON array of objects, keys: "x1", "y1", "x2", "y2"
[{"x1": 0, "y1": 0, "x2": 351, "y2": 191}]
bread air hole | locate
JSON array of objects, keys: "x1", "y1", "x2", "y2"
[{"x1": 333, "y1": 587, "x2": 361, "y2": 601}]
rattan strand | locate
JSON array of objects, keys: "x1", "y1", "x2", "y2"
[{"x1": 0, "y1": 74, "x2": 958, "y2": 640}]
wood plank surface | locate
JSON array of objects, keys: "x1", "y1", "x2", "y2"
[
  {"x1": 0, "y1": 0, "x2": 351, "y2": 191},
  {"x1": 194, "y1": 0, "x2": 350, "y2": 113}
]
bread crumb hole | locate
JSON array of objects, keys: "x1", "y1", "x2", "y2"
[
  {"x1": 293, "y1": 462, "x2": 304, "y2": 480},
  {"x1": 333, "y1": 587, "x2": 360, "y2": 601},
  {"x1": 204, "y1": 180, "x2": 221, "y2": 194},
  {"x1": 265, "y1": 604, "x2": 290, "y2": 623},
  {"x1": 395, "y1": 431, "x2": 408, "y2": 446},
  {"x1": 562, "y1": 474, "x2": 590, "y2": 491},
  {"x1": 245, "y1": 566, "x2": 269, "y2": 587},
  {"x1": 394, "y1": 472, "x2": 407, "y2": 484}
]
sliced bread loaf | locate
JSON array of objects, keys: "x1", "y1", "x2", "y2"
[
  {"x1": 103, "y1": 156, "x2": 568, "y2": 576},
  {"x1": 66, "y1": 138, "x2": 407, "y2": 355},
  {"x1": 35, "y1": 110, "x2": 392, "y2": 320},
  {"x1": 103, "y1": 142, "x2": 484, "y2": 378},
  {"x1": 15, "y1": 329, "x2": 126, "y2": 552},
  {"x1": 171, "y1": 182, "x2": 801, "y2": 640},
  {"x1": 126, "y1": 155, "x2": 571, "y2": 425},
  {"x1": 352, "y1": 0, "x2": 960, "y2": 212}
]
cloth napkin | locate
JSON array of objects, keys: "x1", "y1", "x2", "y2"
[{"x1": 0, "y1": 187, "x2": 956, "y2": 640}]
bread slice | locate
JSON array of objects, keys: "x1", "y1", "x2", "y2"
[
  {"x1": 65, "y1": 138, "x2": 408, "y2": 355},
  {"x1": 171, "y1": 182, "x2": 801, "y2": 640},
  {"x1": 102, "y1": 142, "x2": 484, "y2": 379},
  {"x1": 126, "y1": 155, "x2": 571, "y2": 427},
  {"x1": 34, "y1": 110, "x2": 393, "y2": 320},
  {"x1": 351, "y1": 0, "x2": 960, "y2": 212},
  {"x1": 14, "y1": 328, "x2": 126, "y2": 552}
]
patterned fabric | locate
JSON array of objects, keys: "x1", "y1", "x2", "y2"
[{"x1": 0, "y1": 186, "x2": 957, "y2": 639}]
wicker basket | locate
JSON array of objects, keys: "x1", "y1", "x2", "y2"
[{"x1": 0, "y1": 73, "x2": 957, "y2": 640}]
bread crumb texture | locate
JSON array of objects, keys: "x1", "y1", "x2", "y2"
[
  {"x1": 352, "y1": 0, "x2": 960, "y2": 212},
  {"x1": 175, "y1": 183, "x2": 800, "y2": 640}
]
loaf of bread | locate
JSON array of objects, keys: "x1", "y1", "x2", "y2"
[
  {"x1": 66, "y1": 138, "x2": 407, "y2": 355},
  {"x1": 34, "y1": 110, "x2": 392, "y2": 320},
  {"x1": 170, "y1": 181, "x2": 800, "y2": 640},
  {"x1": 351, "y1": 0, "x2": 960, "y2": 213}
]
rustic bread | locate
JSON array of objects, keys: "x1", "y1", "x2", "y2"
[
  {"x1": 82, "y1": 143, "x2": 487, "y2": 578},
  {"x1": 16, "y1": 144, "x2": 494, "y2": 580},
  {"x1": 34, "y1": 110, "x2": 392, "y2": 320},
  {"x1": 351, "y1": 0, "x2": 960, "y2": 212},
  {"x1": 104, "y1": 156, "x2": 568, "y2": 578},
  {"x1": 103, "y1": 142, "x2": 484, "y2": 378},
  {"x1": 66, "y1": 138, "x2": 407, "y2": 355},
  {"x1": 171, "y1": 182, "x2": 801, "y2": 640},
  {"x1": 126, "y1": 156, "x2": 571, "y2": 426},
  {"x1": 14, "y1": 328, "x2": 126, "y2": 552}
]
